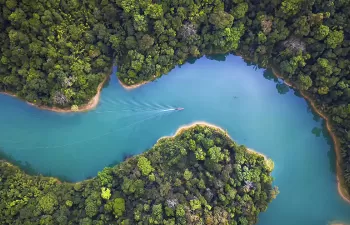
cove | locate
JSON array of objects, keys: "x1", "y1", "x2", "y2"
[{"x1": 0, "y1": 55, "x2": 349, "y2": 224}]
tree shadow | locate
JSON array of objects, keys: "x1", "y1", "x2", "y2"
[
  {"x1": 276, "y1": 83, "x2": 290, "y2": 95},
  {"x1": 205, "y1": 54, "x2": 229, "y2": 62},
  {"x1": 263, "y1": 69, "x2": 279, "y2": 82},
  {"x1": 311, "y1": 127, "x2": 322, "y2": 137},
  {"x1": 0, "y1": 148, "x2": 38, "y2": 176}
]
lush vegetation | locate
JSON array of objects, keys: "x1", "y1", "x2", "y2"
[
  {"x1": 0, "y1": 125, "x2": 277, "y2": 225},
  {"x1": 0, "y1": 0, "x2": 350, "y2": 200}
]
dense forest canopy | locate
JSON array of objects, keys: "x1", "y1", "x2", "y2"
[
  {"x1": 0, "y1": 125, "x2": 277, "y2": 225},
  {"x1": 0, "y1": 0, "x2": 350, "y2": 204}
]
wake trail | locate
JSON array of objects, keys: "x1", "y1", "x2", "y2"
[{"x1": 13, "y1": 110, "x2": 172, "y2": 150}]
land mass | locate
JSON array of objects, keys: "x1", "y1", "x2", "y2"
[
  {"x1": 0, "y1": 74, "x2": 109, "y2": 113},
  {"x1": 0, "y1": 124, "x2": 277, "y2": 224}
]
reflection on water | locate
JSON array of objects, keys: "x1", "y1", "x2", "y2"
[
  {"x1": 0, "y1": 148, "x2": 38, "y2": 175},
  {"x1": 276, "y1": 83, "x2": 290, "y2": 95},
  {"x1": 312, "y1": 127, "x2": 322, "y2": 137}
]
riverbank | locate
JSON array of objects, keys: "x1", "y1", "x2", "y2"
[
  {"x1": 271, "y1": 67, "x2": 350, "y2": 204},
  {"x1": 329, "y1": 221, "x2": 350, "y2": 225},
  {"x1": 157, "y1": 121, "x2": 270, "y2": 161},
  {"x1": 118, "y1": 78, "x2": 151, "y2": 90},
  {"x1": 0, "y1": 74, "x2": 109, "y2": 113}
]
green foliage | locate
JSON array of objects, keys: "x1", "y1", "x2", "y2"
[
  {"x1": 5, "y1": 0, "x2": 350, "y2": 221},
  {"x1": 71, "y1": 105, "x2": 79, "y2": 111},
  {"x1": 195, "y1": 147, "x2": 206, "y2": 160},
  {"x1": 148, "y1": 173, "x2": 156, "y2": 182},
  {"x1": 137, "y1": 156, "x2": 154, "y2": 176},
  {"x1": 189, "y1": 199, "x2": 202, "y2": 210},
  {"x1": 183, "y1": 169, "x2": 193, "y2": 180},
  {"x1": 314, "y1": 25, "x2": 329, "y2": 40},
  {"x1": 101, "y1": 187, "x2": 111, "y2": 200},
  {"x1": 326, "y1": 30, "x2": 344, "y2": 48},
  {"x1": 145, "y1": 4, "x2": 163, "y2": 19},
  {"x1": 281, "y1": 0, "x2": 303, "y2": 16},
  {"x1": 258, "y1": 32, "x2": 267, "y2": 44},
  {"x1": 113, "y1": 198, "x2": 125, "y2": 218},
  {"x1": 176, "y1": 204, "x2": 186, "y2": 217},
  {"x1": 38, "y1": 193, "x2": 58, "y2": 214},
  {"x1": 65, "y1": 200, "x2": 73, "y2": 207},
  {"x1": 209, "y1": 11, "x2": 234, "y2": 30},
  {"x1": 232, "y1": 3, "x2": 249, "y2": 19},
  {"x1": 208, "y1": 146, "x2": 225, "y2": 163},
  {"x1": 298, "y1": 74, "x2": 313, "y2": 90},
  {"x1": 97, "y1": 167, "x2": 113, "y2": 186}
]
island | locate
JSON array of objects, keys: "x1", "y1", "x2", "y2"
[{"x1": 0, "y1": 124, "x2": 277, "y2": 224}]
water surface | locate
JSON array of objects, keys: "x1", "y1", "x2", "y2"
[{"x1": 0, "y1": 55, "x2": 349, "y2": 224}]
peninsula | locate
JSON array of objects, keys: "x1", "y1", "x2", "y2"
[{"x1": 0, "y1": 124, "x2": 277, "y2": 224}]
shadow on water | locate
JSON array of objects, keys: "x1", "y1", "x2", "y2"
[
  {"x1": 312, "y1": 127, "x2": 322, "y2": 137},
  {"x1": 206, "y1": 53, "x2": 229, "y2": 62},
  {"x1": 0, "y1": 147, "x2": 74, "y2": 182},
  {"x1": 107, "y1": 152, "x2": 136, "y2": 168},
  {"x1": 324, "y1": 120, "x2": 337, "y2": 175},
  {"x1": 0, "y1": 148, "x2": 38, "y2": 175},
  {"x1": 260, "y1": 69, "x2": 290, "y2": 95},
  {"x1": 42, "y1": 172, "x2": 73, "y2": 183},
  {"x1": 262, "y1": 69, "x2": 279, "y2": 82},
  {"x1": 102, "y1": 75, "x2": 111, "y2": 89},
  {"x1": 253, "y1": 60, "x2": 338, "y2": 178},
  {"x1": 276, "y1": 83, "x2": 290, "y2": 95}
]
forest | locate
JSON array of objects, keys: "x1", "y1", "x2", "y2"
[
  {"x1": 0, "y1": 0, "x2": 350, "y2": 208},
  {"x1": 0, "y1": 125, "x2": 277, "y2": 225}
]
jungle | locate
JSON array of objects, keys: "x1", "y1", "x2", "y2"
[{"x1": 0, "y1": 0, "x2": 350, "y2": 221}]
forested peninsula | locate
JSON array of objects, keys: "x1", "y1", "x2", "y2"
[
  {"x1": 0, "y1": 0, "x2": 350, "y2": 204},
  {"x1": 0, "y1": 124, "x2": 277, "y2": 225}
]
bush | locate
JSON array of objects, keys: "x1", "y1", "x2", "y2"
[
  {"x1": 113, "y1": 198, "x2": 126, "y2": 218},
  {"x1": 137, "y1": 156, "x2": 154, "y2": 176}
]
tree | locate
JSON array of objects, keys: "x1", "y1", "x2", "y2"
[
  {"x1": 298, "y1": 74, "x2": 312, "y2": 90},
  {"x1": 209, "y1": 11, "x2": 234, "y2": 29},
  {"x1": 137, "y1": 156, "x2": 154, "y2": 176},
  {"x1": 113, "y1": 198, "x2": 126, "y2": 218},
  {"x1": 232, "y1": 3, "x2": 248, "y2": 19},
  {"x1": 139, "y1": 34, "x2": 154, "y2": 51},
  {"x1": 133, "y1": 14, "x2": 147, "y2": 32},
  {"x1": 326, "y1": 30, "x2": 344, "y2": 48},
  {"x1": 145, "y1": 4, "x2": 163, "y2": 19},
  {"x1": 183, "y1": 169, "x2": 193, "y2": 180},
  {"x1": 5, "y1": 0, "x2": 17, "y2": 9},
  {"x1": 101, "y1": 187, "x2": 111, "y2": 200},
  {"x1": 208, "y1": 146, "x2": 224, "y2": 163},
  {"x1": 318, "y1": 86, "x2": 329, "y2": 95},
  {"x1": 314, "y1": 25, "x2": 329, "y2": 40},
  {"x1": 38, "y1": 193, "x2": 58, "y2": 214},
  {"x1": 280, "y1": 0, "x2": 304, "y2": 16}
]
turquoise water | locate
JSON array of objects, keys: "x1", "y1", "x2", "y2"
[{"x1": 0, "y1": 55, "x2": 349, "y2": 224}]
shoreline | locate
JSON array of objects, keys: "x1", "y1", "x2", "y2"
[
  {"x1": 271, "y1": 67, "x2": 350, "y2": 204},
  {"x1": 156, "y1": 121, "x2": 269, "y2": 161},
  {"x1": 329, "y1": 221, "x2": 350, "y2": 225},
  {"x1": 0, "y1": 74, "x2": 109, "y2": 113},
  {"x1": 4, "y1": 121, "x2": 268, "y2": 185},
  {"x1": 118, "y1": 78, "x2": 151, "y2": 90}
]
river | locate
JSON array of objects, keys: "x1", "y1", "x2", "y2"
[{"x1": 0, "y1": 55, "x2": 349, "y2": 224}]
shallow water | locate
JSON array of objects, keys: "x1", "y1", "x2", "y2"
[{"x1": 0, "y1": 55, "x2": 349, "y2": 224}]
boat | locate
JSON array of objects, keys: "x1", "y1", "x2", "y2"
[{"x1": 175, "y1": 107, "x2": 184, "y2": 111}]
